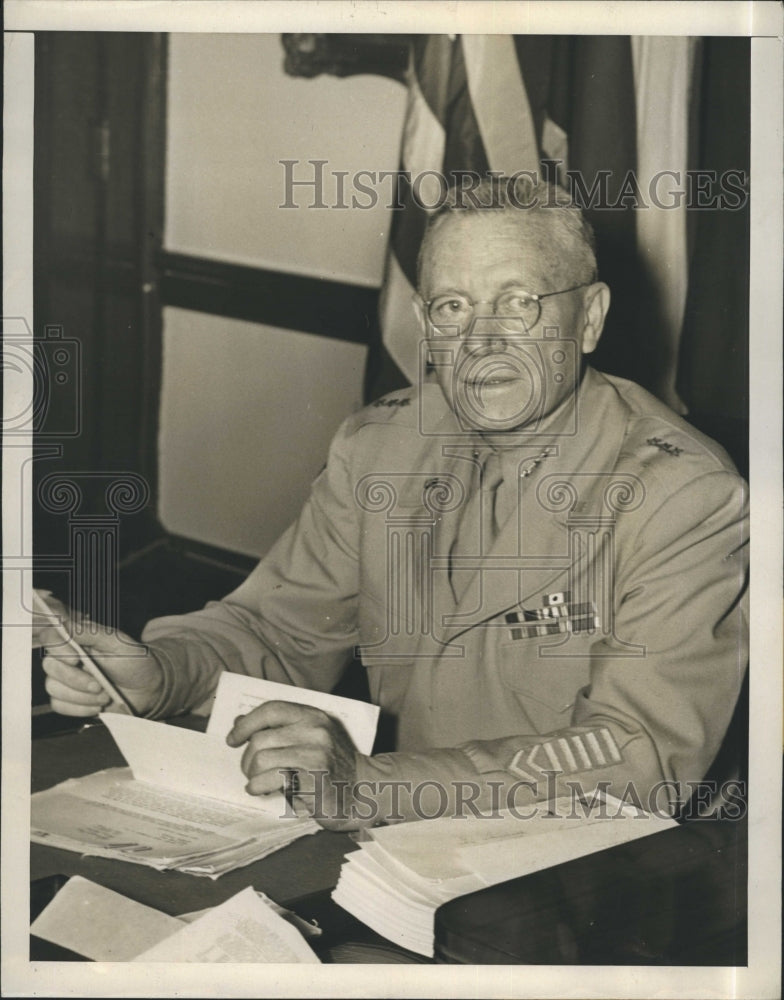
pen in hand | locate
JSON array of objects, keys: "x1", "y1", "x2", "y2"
[{"x1": 33, "y1": 590, "x2": 136, "y2": 716}]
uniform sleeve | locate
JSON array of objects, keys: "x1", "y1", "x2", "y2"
[
  {"x1": 351, "y1": 470, "x2": 749, "y2": 822},
  {"x1": 140, "y1": 419, "x2": 362, "y2": 718}
]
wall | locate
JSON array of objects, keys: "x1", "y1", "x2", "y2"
[
  {"x1": 158, "y1": 308, "x2": 367, "y2": 556},
  {"x1": 159, "y1": 33, "x2": 407, "y2": 555},
  {"x1": 164, "y1": 33, "x2": 406, "y2": 284}
]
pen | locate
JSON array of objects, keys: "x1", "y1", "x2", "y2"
[{"x1": 33, "y1": 589, "x2": 136, "y2": 716}]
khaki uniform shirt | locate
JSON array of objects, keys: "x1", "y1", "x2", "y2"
[{"x1": 144, "y1": 368, "x2": 748, "y2": 818}]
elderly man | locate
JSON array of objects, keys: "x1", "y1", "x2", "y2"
[{"x1": 39, "y1": 177, "x2": 748, "y2": 828}]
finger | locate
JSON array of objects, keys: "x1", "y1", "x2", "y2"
[
  {"x1": 241, "y1": 725, "x2": 330, "y2": 778},
  {"x1": 48, "y1": 695, "x2": 107, "y2": 718},
  {"x1": 227, "y1": 701, "x2": 329, "y2": 746},
  {"x1": 42, "y1": 655, "x2": 106, "y2": 695},
  {"x1": 239, "y1": 720, "x2": 334, "y2": 776},
  {"x1": 244, "y1": 746, "x2": 328, "y2": 795},
  {"x1": 45, "y1": 674, "x2": 111, "y2": 708},
  {"x1": 239, "y1": 722, "x2": 305, "y2": 775},
  {"x1": 33, "y1": 627, "x2": 84, "y2": 653}
]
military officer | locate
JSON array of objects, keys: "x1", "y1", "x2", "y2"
[{"x1": 39, "y1": 177, "x2": 748, "y2": 828}]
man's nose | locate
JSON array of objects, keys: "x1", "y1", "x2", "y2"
[{"x1": 462, "y1": 317, "x2": 509, "y2": 355}]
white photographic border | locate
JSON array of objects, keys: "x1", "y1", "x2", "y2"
[{"x1": 3, "y1": 3, "x2": 781, "y2": 997}]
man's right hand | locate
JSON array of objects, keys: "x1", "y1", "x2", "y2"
[{"x1": 34, "y1": 595, "x2": 164, "y2": 717}]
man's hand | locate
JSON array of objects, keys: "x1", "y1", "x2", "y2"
[
  {"x1": 35, "y1": 595, "x2": 164, "y2": 717},
  {"x1": 226, "y1": 701, "x2": 364, "y2": 830}
]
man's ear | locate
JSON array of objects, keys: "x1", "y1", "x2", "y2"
[{"x1": 580, "y1": 282, "x2": 611, "y2": 355}]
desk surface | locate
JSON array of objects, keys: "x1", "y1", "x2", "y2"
[
  {"x1": 31, "y1": 720, "x2": 356, "y2": 919},
  {"x1": 434, "y1": 814, "x2": 747, "y2": 965},
  {"x1": 31, "y1": 721, "x2": 748, "y2": 966}
]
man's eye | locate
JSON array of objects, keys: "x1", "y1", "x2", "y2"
[
  {"x1": 431, "y1": 298, "x2": 470, "y2": 321},
  {"x1": 498, "y1": 293, "x2": 535, "y2": 313}
]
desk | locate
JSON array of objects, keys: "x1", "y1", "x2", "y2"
[
  {"x1": 30, "y1": 718, "x2": 378, "y2": 960},
  {"x1": 32, "y1": 719, "x2": 354, "y2": 912},
  {"x1": 31, "y1": 721, "x2": 747, "y2": 965},
  {"x1": 434, "y1": 816, "x2": 747, "y2": 965}
]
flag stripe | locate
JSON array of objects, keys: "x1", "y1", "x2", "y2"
[
  {"x1": 442, "y1": 38, "x2": 490, "y2": 175},
  {"x1": 401, "y1": 68, "x2": 446, "y2": 182},
  {"x1": 389, "y1": 178, "x2": 429, "y2": 288},
  {"x1": 461, "y1": 34, "x2": 539, "y2": 174},
  {"x1": 412, "y1": 35, "x2": 453, "y2": 129},
  {"x1": 379, "y1": 252, "x2": 422, "y2": 383},
  {"x1": 631, "y1": 35, "x2": 696, "y2": 410}
]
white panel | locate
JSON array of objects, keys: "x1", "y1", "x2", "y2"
[
  {"x1": 165, "y1": 33, "x2": 407, "y2": 287},
  {"x1": 158, "y1": 308, "x2": 367, "y2": 557}
]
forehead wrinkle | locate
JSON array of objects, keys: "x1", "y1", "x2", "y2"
[
  {"x1": 422, "y1": 220, "x2": 549, "y2": 297},
  {"x1": 419, "y1": 207, "x2": 588, "y2": 293}
]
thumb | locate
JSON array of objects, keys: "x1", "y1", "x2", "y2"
[{"x1": 76, "y1": 620, "x2": 144, "y2": 657}]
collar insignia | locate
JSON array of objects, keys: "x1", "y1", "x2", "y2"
[{"x1": 646, "y1": 436, "x2": 683, "y2": 456}]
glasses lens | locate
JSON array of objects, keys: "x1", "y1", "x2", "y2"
[
  {"x1": 495, "y1": 290, "x2": 540, "y2": 331},
  {"x1": 428, "y1": 294, "x2": 472, "y2": 334}
]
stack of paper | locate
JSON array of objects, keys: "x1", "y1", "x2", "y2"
[
  {"x1": 31, "y1": 673, "x2": 379, "y2": 878},
  {"x1": 31, "y1": 877, "x2": 320, "y2": 963},
  {"x1": 332, "y1": 793, "x2": 676, "y2": 957}
]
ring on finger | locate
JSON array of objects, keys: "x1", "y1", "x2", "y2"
[{"x1": 283, "y1": 768, "x2": 300, "y2": 799}]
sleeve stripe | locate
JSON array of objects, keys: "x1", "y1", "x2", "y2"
[
  {"x1": 585, "y1": 730, "x2": 607, "y2": 766},
  {"x1": 571, "y1": 735, "x2": 593, "y2": 769},
  {"x1": 557, "y1": 737, "x2": 579, "y2": 771},
  {"x1": 599, "y1": 727, "x2": 623, "y2": 763},
  {"x1": 543, "y1": 740, "x2": 562, "y2": 770}
]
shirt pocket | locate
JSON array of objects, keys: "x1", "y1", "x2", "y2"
[{"x1": 498, "y1": 636, "x2": 592, "y2": 715}]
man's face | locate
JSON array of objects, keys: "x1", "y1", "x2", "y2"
[{"x1": 416, "y1": 211, "x2": 608, "y2": 433}]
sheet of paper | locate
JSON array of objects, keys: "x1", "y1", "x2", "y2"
[
  {"x1": 179, "y1": 892, "x2": 322, "y2": 939},
  {"x1": 30, "y1": 876, "x2": 184, "y2": 961},
  {"x1": 100, "y1": 713, "x2": 289, "y2": 816},
  {"x1": 366, "y1": 794, "x2": 676, "y2": 883},
  {"x1": 133, "y1": 887, "x2": 320, "y2": 963},
  {"x1": 206, "y1": 672, "x2": 380, "y2": 755},
  {"x1": 459, "y1": 808, "x2": 677, "y2": 884},
  {"x1": 31, "y1": 767, "x2": 318, "y2": 875}
]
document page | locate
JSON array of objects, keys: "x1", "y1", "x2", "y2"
[
  {"x1": 206, "y1": 672, "x2": 380, "y2": 755},
  {"x1": 31, "y1": 767, "x2": 317, "y2": 874},
  {"x1": 133, "y1": 887, "x2": 320, "y2": 963},
  {"x1": 459, "y1": 802, "x2": 677, "y2": 884},
  {"x1": 30, "y1": 876, "x2": 184, "y2": 961},
  {"x1": 100, "y1": 712, "x2": 289, "y2": 815}
]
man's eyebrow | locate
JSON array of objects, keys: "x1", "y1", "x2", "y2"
[
  {"x1": 495, "y1": 278, "x2": 536, "y2": 292},
  {"x1": 427, "y1": 277, "x2": 540, "y2": 299},
  {"x1": 426, "y1": 285, "x2": 471, "y2": 299}
]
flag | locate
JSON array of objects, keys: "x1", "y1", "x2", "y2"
[
  {"x1": 371, "y1": 35, "x2": 701, "y2": 412},
  {"x1": 376, "y1": 35, "x2": 540, "y2": 393}
]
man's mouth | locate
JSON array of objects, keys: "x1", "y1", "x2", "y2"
[
  {"x1": 459, "y1": 363, "x2": 521, "y2": 388},
  {"x1": 461, "y1": 375, "x2": 518, "y2": 387}
]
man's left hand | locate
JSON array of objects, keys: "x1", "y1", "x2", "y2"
[{"x1": 226, "y1": 701, "x2": 363, "y2": 829}]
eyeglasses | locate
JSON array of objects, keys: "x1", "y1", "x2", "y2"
[{"x1": 424, "y1": 282, "x2": 593, "y2": 337}]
